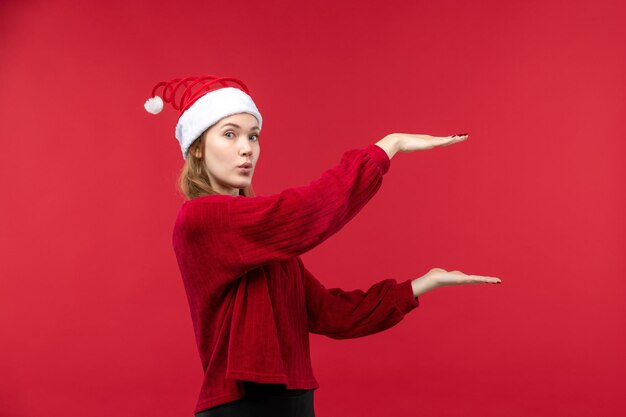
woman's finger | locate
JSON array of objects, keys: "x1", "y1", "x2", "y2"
[
  {"x1": 438, "y1": 137, "x2": 458, "y2": 147},
  {"x1": 439, "y1": 134, "x2": 468, "y2": 147},
  {"x1": 465, "y1": 275, "x2": 502, "y2": 284}
]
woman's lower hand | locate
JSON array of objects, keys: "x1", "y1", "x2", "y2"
[
  {"x1": 411, "y1": 267, "x2": 502, "y2": 297},
  {"x1": 425, "y1": 267, "x2": 501, "y2": 287},
  {"x1": 392, "y1": 132, "x2": 469, "y2": 152}
]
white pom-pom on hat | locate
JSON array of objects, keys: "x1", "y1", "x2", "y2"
[{"x1": 144, "y1": 96, "x2": 164, "y2": 114}]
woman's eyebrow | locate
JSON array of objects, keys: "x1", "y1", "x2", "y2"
[{"x1": 221, "y1": 123, "x2": 260, "y2": 131}]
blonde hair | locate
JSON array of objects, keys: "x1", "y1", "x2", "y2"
[{"x1": 177, "y1": 130, "x2": 256, "y2": 200}]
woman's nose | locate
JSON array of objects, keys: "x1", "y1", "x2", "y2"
[{"x1": 239, "y1": 139, "x2": 253, "y2": 153}]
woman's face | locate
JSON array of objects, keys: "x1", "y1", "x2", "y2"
[{"x1": 196, "y1": 112, "x2": 261, "y2": 196}]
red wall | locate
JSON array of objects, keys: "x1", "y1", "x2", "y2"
[{"x1": 0, "y1": 0, "x2": 624, "y2": 416}]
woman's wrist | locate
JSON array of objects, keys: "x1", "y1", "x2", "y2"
[
  {"x1": 411, "y1": 275, "x2": 438, "y2": 297},
  {"x1": 375, "y1": 135, "x2": 400, "y2": 160}
]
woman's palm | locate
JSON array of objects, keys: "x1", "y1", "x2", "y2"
[
  {"x1": 395, "y1": 133, "x2": 469, "y2": 152},
  {"x1": 426, "y1": 267, "x2": 501, "y2": 287}
]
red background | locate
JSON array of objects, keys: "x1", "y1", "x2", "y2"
[{"x1": 1, "y1": 0, "x2": 624, "y2": 416}]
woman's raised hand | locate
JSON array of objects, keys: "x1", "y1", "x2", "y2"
[{"x1": 393, "y1": 132, "x2": 469, "y2": 152}]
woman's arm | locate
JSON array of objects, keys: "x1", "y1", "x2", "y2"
[
  {"x1": 299, "y1": 257, "x2": 419, "y2": 339},
  {"x1": 176, "y1": 145, "x2": 392, "y2": 281}
]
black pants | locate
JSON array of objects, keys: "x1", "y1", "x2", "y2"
[{"x1": 195, "y1": 382, "x2": 316, "y2": 417}]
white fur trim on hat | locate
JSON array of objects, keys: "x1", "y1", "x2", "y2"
[{"x1": 175, "y1": 87, "x2": 263, "y2": 160}]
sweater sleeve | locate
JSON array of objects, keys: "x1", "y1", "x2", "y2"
[
  {"x1": 179, "y1": 144, "x2": 391, "y2": 281},
  {"x1": 297, "y1": 257, "x2": 420, "y2": 339}
]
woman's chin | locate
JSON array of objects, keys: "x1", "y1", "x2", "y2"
[{"x1": 234, "y1": 179, "x2": 252, "y2": 187}]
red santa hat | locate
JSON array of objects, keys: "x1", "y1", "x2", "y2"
[{"x1": 144, "y1": 75, "x2": 263, "y2": 160}]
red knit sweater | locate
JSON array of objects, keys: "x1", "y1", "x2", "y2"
[{"x1": 172, "y1": 144, "x2": 420, "y2": 413}]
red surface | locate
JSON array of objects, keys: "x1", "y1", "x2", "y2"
[{"x1": 0, "y1": 0, "x2": 624, "y2": 416}]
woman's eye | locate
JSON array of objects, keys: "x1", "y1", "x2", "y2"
[{"x1": 225, "y1": 131, "x2": 258, "y2": 141}]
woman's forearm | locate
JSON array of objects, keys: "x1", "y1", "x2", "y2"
[
  {"x1": 375, "y1": 135, "x2": 400, "y2": 160},
  {"x1": 411, "y1": 276, "x2": 438, "y2": 297}
]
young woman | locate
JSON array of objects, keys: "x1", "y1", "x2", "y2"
[{"x1": 145, "y1": 75, "x2": 502, "y2": 417}]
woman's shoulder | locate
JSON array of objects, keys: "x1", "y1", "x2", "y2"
[
  {"x1": 182, "y1": 193, "x2": 237, "y2": 206},
  {"x1": 174, "y1": 194, "x2": 236, "y2": 234},
  {"x1": 180, "y1": 193, "x2": 244, "y2": 212}
]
